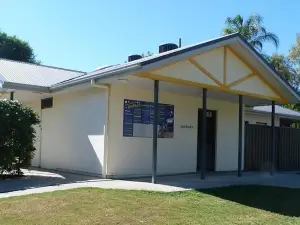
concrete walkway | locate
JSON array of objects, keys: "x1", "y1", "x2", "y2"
[
  {"x1": 1, "y1": 169, "x2": 300, "y2": 198},
  {"x1": 0, "y1": 169, "x2": 187, "y2": 198}
]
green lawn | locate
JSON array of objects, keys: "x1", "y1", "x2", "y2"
[{"x1": 0, "y1": 185, "x2": 300, "y2": 224}]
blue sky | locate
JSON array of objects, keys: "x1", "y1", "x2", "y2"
[{"x1": 1, "y1": 0, "x2": 299, "y2": 72}]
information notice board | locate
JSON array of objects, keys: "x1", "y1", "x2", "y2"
[{"x1": 123, "y1": 99, "x2": 174, "y2": 138}]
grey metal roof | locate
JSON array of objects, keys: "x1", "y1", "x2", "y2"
[
  {"x1": 49, "y1": 33, "x2": 300, "y2": 103},
  {"x1": 55, "y1": 33, "x2": 293, "y2": 86},
  {"x1": 0, "y1": 58, "x2": 86, "y2": 87},
  {"x1": 248, "y1": 105, "x2": 300, "y2": 119},
  {"x1": 1, "y1": 33, "x2": 299, "y2": 103},
  {"x1": 54, "y1": 34, "x2": 241, "y2": 85}
]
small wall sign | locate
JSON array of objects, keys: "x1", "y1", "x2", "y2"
[
  {"x1": 180, "y1": 125, "x2": 193, "y2": 128},
  {"x1": 206, "y1": 111, "x2": 212, "y2": 117}
]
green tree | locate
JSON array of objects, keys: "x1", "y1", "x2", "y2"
[
  {"x1": 264, "y1": 53, "x2": 300, "y2": 111},
  {"x1": 0, "y1": 31, "x2": 39, "y2": 63},
  {"x1": 222, "y1": 14, "x2": 279, "y2": 51},
  {"x1": 289, "y1": 35, "x2": 300, "y2": 73},
  {"x1": 265, "y1": 54, "x2": 299, "y2": 89},
  {"x1": 285, "y1": 35, "x2": 300, "y2": 111}
]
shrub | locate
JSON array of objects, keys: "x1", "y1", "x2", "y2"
[{"x1": 0, "y1": 99, "x2": 40, "y2": 175}]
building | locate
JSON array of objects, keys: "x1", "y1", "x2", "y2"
[
  {"x1": 0, "y1": 33, "x2": 299, "y2": 181},
  {"x1": 245, "y1": 105, "x2": 300, "y2": 127}
]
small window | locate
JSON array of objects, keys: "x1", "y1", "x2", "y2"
[
  {"x1": 41, "y1": 97, "x2": 53, "y2": 109},
  {"x1": 256, "y1": 122, "x2": 267, "y2": 126}
]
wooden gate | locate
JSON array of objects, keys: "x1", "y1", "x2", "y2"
[{"x1": 244, "y1": 124, "x2": 300, "y2": 171}]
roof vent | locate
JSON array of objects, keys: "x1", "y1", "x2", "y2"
[
  {"x1": 128, "y1": 54, "x2": 142, "y2": 62},
  {"x1": 159, "y1": 43, "x2": 178, "y2": 53}
]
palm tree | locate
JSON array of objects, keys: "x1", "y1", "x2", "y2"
[{"x1": 223, "y1": 14, "x2": 279, "y2": 52}]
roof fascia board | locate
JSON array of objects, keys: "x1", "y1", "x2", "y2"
[
  {"x1": 237, "y1": 38, "x2": 300, "y2": 102},
  {"x1": 50, "y1": 64, "x2": 142, "y2": 92},
  {"x1": 2, "y1": 82, "x2": 50, "y2": 93}
]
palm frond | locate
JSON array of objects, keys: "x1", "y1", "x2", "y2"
[
  {"x1": 246, "y1": 13, "x2": 263, "y2": 27},
  {"x1": 223, "y1": 13, "x2": 279, "y2": 51},
  {"x1": 222, "y1": 28, "x2": 235, "y2": 35},
  {"x1": 224, "y1": 15, "x2": 243, "y2": 32},
  {"x1": 254, "y1": 32, "x2": 280, "y2": 49},
  {"x1": 234, "y1": 15, "x2": 244, "y2": 27},
  {"x1": 250, "y1": 40, "x2": 263, "y2": 52}
]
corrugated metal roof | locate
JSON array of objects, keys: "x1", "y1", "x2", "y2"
[
  {"x1": 55, "y1": 33, "x2": 298, "y2": 103},
  {"x1": 1, "y1": 33, "x2": 299, "y2": 104},
  {"x1": 52, "y1": 34, "x2": 242, "y2": 87},
  {"x1": 0, "y1": 58, "x2": 86, "y2": 87},
  {"x1": 72, "y1": 36, "x2": 229, "y2": 79},
  {"x1": 250, "y1": 105, "x2": 300, "y2": 118}
]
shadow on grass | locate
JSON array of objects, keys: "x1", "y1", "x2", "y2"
[{"x1": 199, "y1": 185, "x2": 300, "y2": 217}]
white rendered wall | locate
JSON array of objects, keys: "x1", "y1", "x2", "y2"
[
  {"x1": 107, "y1": 83, "x2": 241, "y2": 177},
  {"x1": 244, "y1": 113, "x2": 280, "y2": 126},
  {"x1": 38, "y1": 88, "x2": 107, "y2": 175},
  {"x1": 26, "y1": 101, "x2": 42, "y2": 167}
]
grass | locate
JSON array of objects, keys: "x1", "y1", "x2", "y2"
[{"x1": 0, "y1": 185, "x2": 300, "y2": 224}]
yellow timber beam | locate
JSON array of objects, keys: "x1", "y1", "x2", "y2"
[
  {"x1": 135, "y1": 72, "x2": 284, "y2": 103},
  {"x1": 223, "y1": 47, "x2": 227, "y2": 85},
  {"x1": 188, "y1": 58, "x2": 225, "y2": 88},
  {"x1": 226, "y1": 46, "x2": 288, "y2": 103},
  {"x1": 226, "y1": 73, "x2": 256, "y2": 88}
]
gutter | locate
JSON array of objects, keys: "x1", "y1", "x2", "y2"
[
  {"x1": 39, "y1": 109, "x2": 43, "y2": 168},
  {"x1": 2, "y1": 63, "x2": 140, "y2": 93},
  {"x1": 90, "y1": 79, "x2": 110, "y2": 178},
  {"x1": 2, "y1": 82, "x2": 50, "y2": 93},
  {"x1": 50, "y1": 64, "x2": 142, "y2": 92},
  {"x1": 90, "y1": 79, "x2": 108, "y2": 89},
  {"x1": 2, "y1": 62, "x2": 138, "y2": 93}
]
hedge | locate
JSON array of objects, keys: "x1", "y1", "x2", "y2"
[{"x1": 0, "y1": 99, "x2": 40, "y2": 175}]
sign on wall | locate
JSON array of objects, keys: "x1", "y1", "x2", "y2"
[{"x1": 123, "y1": 99, "x2": 174, "y2": 138}]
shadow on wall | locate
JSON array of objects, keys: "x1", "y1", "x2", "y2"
[
  {"x1": 40, "y1": 89, "x2": 106, "y2": 175},
  {"x1": 199, "y1": 185, "x2": 300, "y2": 217},
  {"x1": 40, "y1": 131, "x2": 104, "y2": 175}
]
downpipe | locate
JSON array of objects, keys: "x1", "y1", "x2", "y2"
[{"x1": 90, "y1": 79, "x2": 110, "y2": 178}]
